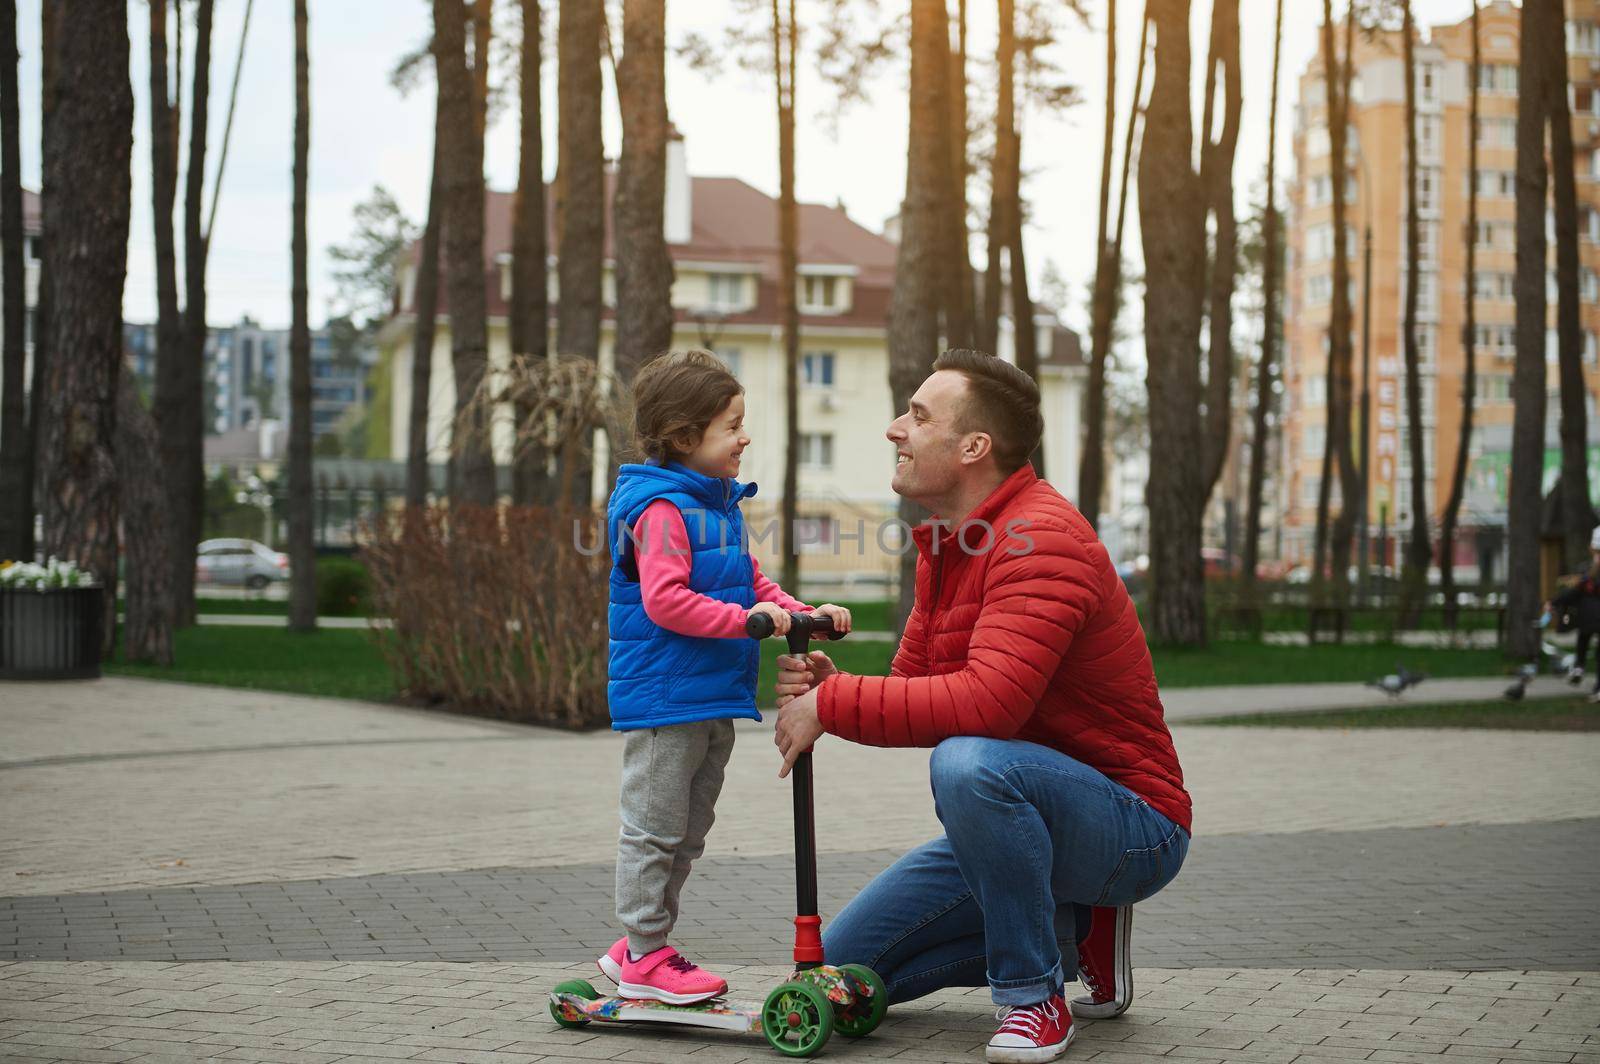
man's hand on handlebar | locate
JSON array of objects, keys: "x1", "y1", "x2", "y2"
[{"x1": 775, "y1": 649, "x2": 838, "y2": 709}]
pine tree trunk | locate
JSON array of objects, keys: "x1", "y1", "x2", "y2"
[
  {"x1": 556, "y1": 0, "x2": 603, "y2": 508},
  {"x1": 148, "y1": 0, "x2": 184, "y2": 625},
  {"x1": 980, "y1": 0, "x2": 1015, "y2": 358},
  {"x1": 1007, "y1": 130, "x2": 1040, "y2": 475},
  {"x1": 1549, "y1": 11, "x2": 1588, "y2": 571},
  {"x1": 288, "y1": 0, "x2": 315, "y2": 632},
  {"x1": 406, "y1": 114, "x2": 442, "y2": 508},
  {"x1": 510, "y1": 0, "x2": 549, "y2": 506},
  {"x1": 117, "y1": 378, "x2": 174, "y2": 665},
  {"x1": 169, "y1": 0, "x2": 212, "y2": 627},
  {"x1": 1322, "y1": 0, "x2": 1359, "y2": 608},
  {"x1": 1081, "y1": 0, "x2": 1118, "y2": 528},
  {"x1": 1397, "y1": 1, "x2": 1431, "y2": 623},
  {"x1": 1198, "y1": 0, "x2": 1240, "y2": 501},
  {"x1": 1082, "y1": 5, "x2": 1148, "y2": 531},
  {"x1": 39, "y1": 0, "x2": 133, "y2": 658},
  {"x1": 0, "y1": 0, "x2": 26, "y2": 560},
  {"x1": 613, "y1": 0, "x2": 674, "y2": 387},
  {"x1": 1439, "y1": 1, "x2": 1478, "y2": 619},
  {"x1": 889, "y1": 0, "x2": 946, "y2": 628},
  {"x1": 773, "y1": 0, "x2": 801, "y2": 591},
  {"x1": 20, "y1": 1, "x2": 56, "y2": 567},
  {"x1": 1139, "y1": 0, "x2": 1207, "y2": 646},
  {"x1": 434, "y1": 0, "x2": 495, "y2": 507},
  {"x1": 1242, "y1": 0, "x2": 1284, "y2": 607},
  {"x1": 1508, "y1": 0, "x2": 1554, "y2": 659},
  {"x1": 943, "y1": 0, "x2": 972, "y2": 350}
]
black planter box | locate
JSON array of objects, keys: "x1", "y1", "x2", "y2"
[{"x1": 0, "y1": 586, "x2": 104, "y2": 680}]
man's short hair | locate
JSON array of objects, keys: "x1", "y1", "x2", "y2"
[{"x1": 931, "y1": 348, "x2": 1043, "y2": 474}]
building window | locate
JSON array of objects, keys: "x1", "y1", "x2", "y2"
[
  {"x1": 710, "y1": 346, "x2": 742, "y2": 379},
  {"x1": 1306, "y1": 273, "x2": 1332, "y2": 305},
  {"x1": 799, "y1": 432, "x2": 833, "y2": 469},
  {"x1": 1472, "y1": 271, "x2": 1515, "y2": 302},
  {"x1": 1477, "y1": 63, "x2": 1517, "y2": 94},
  {"x1": 1418, "y1": 64, "x2": 1437, "y2": 105},
  {"x1": 802, "y1": 350, "x2": 835, "y2": 388},
  {"x1": 1570, "y1": 20, "x2": 1600, "y2": 56},
  {"x1": 1302, "y1": 424, "x2": 1325, "y2": 458},
  {"x1": 800, "y1": 274, "x2": 839, "y2": 310},
  {"x1": 1475, "y1": 116, "x2": 1516, "y2": 147},
  {"x1": 707, "y1": 272, "x2": 746, "y2": 309},
  {"x1": 794, "y1": 514, "x2": 837, "y2": 555},
  {"x1": 1304, "y1": 376, "x2": 1326, "y2": 408},
  {"x1": 1584, "y1": 268, "x2": 1600, "y2": 303}
]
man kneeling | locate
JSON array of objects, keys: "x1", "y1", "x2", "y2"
[{"x1": 773, "y1": 350, "x2": 1192, "y2": 1063}]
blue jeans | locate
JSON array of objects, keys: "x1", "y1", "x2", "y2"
[{"x1": 823, "y1": 737, "x2": 1188, "y2": 1007}]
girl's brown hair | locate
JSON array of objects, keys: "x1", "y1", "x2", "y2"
[{"x1": 629, "y1": 349, "x2": 743, "y2": 462}]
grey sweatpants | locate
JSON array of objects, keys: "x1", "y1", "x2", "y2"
[{"x1": 615, "y1": 719, "x2": 736, "y2": 956}]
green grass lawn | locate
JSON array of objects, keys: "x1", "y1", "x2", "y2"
[
  {"x1": 107, "y1": 622, "x2": 1518, "y2": 715},
  {"x1": 1190, "y1": 697, "x2": 1600, "y2": 731},
  {"x1": 1150, "y1": 642, "x2": 1507, "y2": 688},
  {"x1": 106, "y1": 625, "x2": 394, "y2": 703}
]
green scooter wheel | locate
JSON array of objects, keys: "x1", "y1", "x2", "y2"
[
  {"x1": 762, "y1": 980, "x2": 834, "y2": 1057},
  {"x1": 833, "y1": 963, "x2": 888, "y2": 1037},
  {"x1": 549, "y1": 979, "x2": 600, "y2": 1029}
]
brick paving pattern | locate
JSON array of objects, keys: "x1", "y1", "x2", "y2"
[{"x1": 2, "y1": 678, "x2": 1597, "y2": 1062}]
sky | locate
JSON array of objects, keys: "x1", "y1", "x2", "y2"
[{"x1": 10, "y1": 0, "x2": 1483, "y2": 336}]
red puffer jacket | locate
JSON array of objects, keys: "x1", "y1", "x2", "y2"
[{"x1": 817, "y1": 464, "x2": 1192, "y2": 834}]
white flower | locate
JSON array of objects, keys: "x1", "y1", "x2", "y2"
[{"x1": 0, "y1": 556, "x2": 98, "y2": 590}]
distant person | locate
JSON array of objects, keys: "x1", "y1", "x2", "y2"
[
  {"x1": 772, "y1": 349, "x2": 1190, "y2": 1064},
  {"x1": 598, "y1": 349, "x2": 851, "y2": 1004},
  {"x1": 1546, "y1": 525, "x2": 1600, "y2": 702}
]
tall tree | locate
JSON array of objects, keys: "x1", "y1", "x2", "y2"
[
  {"x1": 1507, "y1": 0, "x2": 1554, "y2": 659},
  {"x1": 407, "y1": 102, "x2": 444, "y2": 507},
  {"x1": 1139, "y1": 0, "x2": 1207, "y2": 645},
  {"x1": 613, "y1": 0, "x2": 674, "y2": 385},
  {"x1": 556, "y1": 0, "x2": 603, "y2": 507},
  {"x1": 1198, "y1": 0, "x2": 1241, "y2": 499},
  {"x1": 1397, "y1": 0, "x2": 1431, "y2": 622},
  {"x1": 39, "y1": 0, "x2": 133, "y2": 655},
  {"x1": 1080, "y1": 3, "x2": 1149, "y2": 529},
  {"x1": 1007, "y1": 120, "x2": 1039, "y2": 473},
  {"x1": 1548, "y1": 0, "x2": 1587, "y2": 571},
  {"x1": 772, "y1": 0, "x2": 801, "y2": 591},
  {"x1": 171, "y1": 0, "x2": 214, "y2": 627},
  {"x1": 1242, "y1": 0, "x2": 1284, "y2": 606},
  {"x1": 1439, "y1": 0, "x2": 1478, "y2": 618},
  {"x1": 288, "y1": 0, "x2": 315, "y2": 632},
  {"x1": 979, "y1": 0, "x2": 1016, "y2": 358},
  {"x1": 0, "y1": 0, "x2": 25, "y2": 559},
  {"x1": 21, "y1": 1, "x2": 58, "y2": 567},
  {"x1": 1081, "y1": 0, "x2": 1120, "y2": 527},
  {"x1": 434, "y1": 0, "x2": 496, "y2": 506},
  {"x1": 942, "y1": 0, "x2": 974, "y2": 350},
  {"x1": 1322, "y1": 1, "x2": 1360, "y2": 606},
  {"x1": 888, "y1": 0, "x2": 946, "y2": 627},
  {"x1": 116, "y1": 379, "x2": 174, "y2": 665},
  {"x1": 510, "y1": 0, "x2": 549, "y2": 506},
  {"x1": 149, "y1": 0, "x2": 183, "y2": 590}
]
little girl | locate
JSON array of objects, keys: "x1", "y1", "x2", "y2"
[
  {"x1": 598, "y1": 349, "x2": 851, "y2": 1004},
  {"x1": 1547, "y1": 525, "x2": 1600, "y2": 702}
]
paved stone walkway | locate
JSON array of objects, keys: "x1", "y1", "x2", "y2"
[{"x1": 2, "y1": 678, "x2": 1597, "y2": 1063}]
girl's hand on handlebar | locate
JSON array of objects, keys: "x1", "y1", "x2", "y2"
[
  {"x1": 749, "y1": 601, "x2": 792, "y2": 636},
  {"x1": 811, "y1": 603, "x2": 852, "y2": 635}
]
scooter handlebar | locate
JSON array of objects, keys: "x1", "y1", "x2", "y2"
[{"x1": 744, "y1": 610, "x2": 847, "y2": 642}]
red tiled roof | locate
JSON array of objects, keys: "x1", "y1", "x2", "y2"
[{"x1": 402, "y1": 175, "x2": 898, "y2": 331}]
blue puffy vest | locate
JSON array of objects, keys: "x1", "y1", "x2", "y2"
[{"x1": 606, "y1": 460, "x2": 762, "y2": 730}]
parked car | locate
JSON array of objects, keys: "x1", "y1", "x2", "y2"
[{"x1": 196, "y1": 538, "x2": 289, "y2": 589}]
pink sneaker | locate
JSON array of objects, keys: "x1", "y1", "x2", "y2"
[
  {"x1": 596, "y1": 936, "x2": 627, "y2": 985},
  {"x1": 616, "y1": 945, "x2": 728, "y2": 1004}
]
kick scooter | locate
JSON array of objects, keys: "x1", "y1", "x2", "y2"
[{"x1": 548, "y1": 611, "x2": 887, "y2": 1057}]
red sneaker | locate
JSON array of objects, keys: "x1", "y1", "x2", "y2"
[
  {"x1": 616, "y1": 945, "x2": 728, "y2": 1005},
  {"x1": 1071, "y1": 904, "x2": 1132, "y2": 1019},
  {"x1": 986, "y1": 992, "x2": 1074, "y2": 1063}
]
